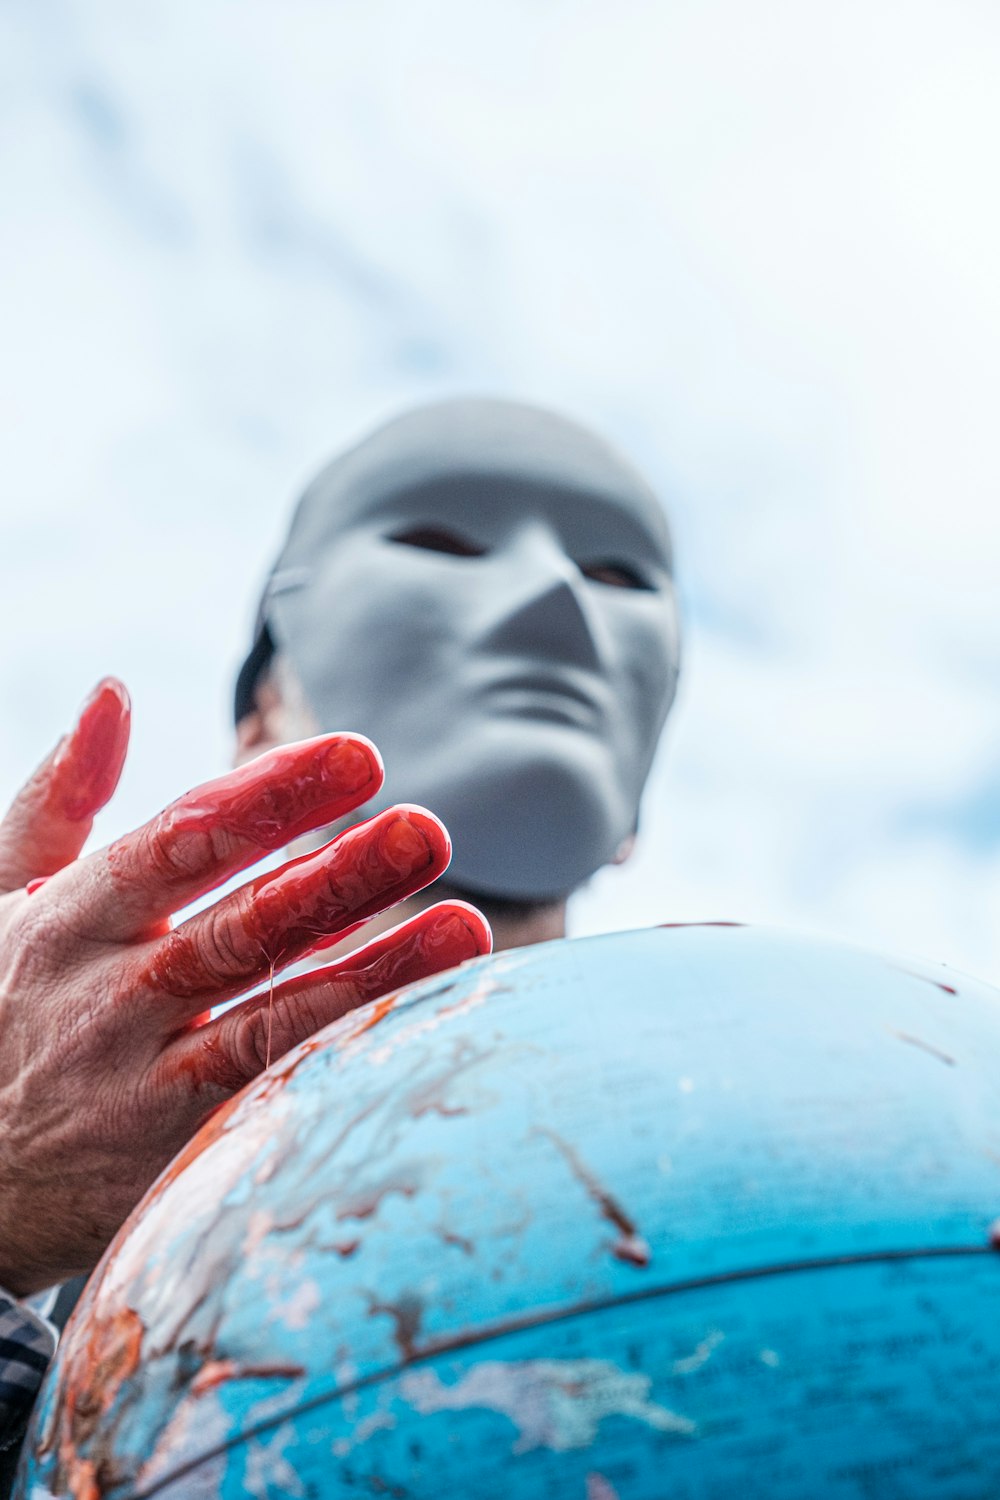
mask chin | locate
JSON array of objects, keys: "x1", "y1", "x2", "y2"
[{"x1": 390, "y1": 730, "x2": 639, "y2": 902}]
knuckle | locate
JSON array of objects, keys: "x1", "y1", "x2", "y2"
[
  {"x1": 10, "y1": 893, "x2": 75, "y2": 964},
  {"x1": 152, "y1": 902, "x2": 256, "y2": 1001},
  {"x1": 278, "y1": 991, "x2": 319, "y2": 1049},
  {"x1": 232, "y1": 1008, "x2": 271, "y2": 1079},
  {"x1": 139, "y1": 809, "x2": 235, "y2": 889},
  {"x1": 168, "y1": 1035, "x2": 244, "y2": 1102},
  {"x1": 232, "y1": 992, "x2": 314, "y2": 1081},
  {"x1": 9, "y1": 894, "x2": 53, "y2": 952},
  {"x1": 243, "y1": 783, "x2": 291, "y2": 842},
  {"x1": 195, "y1": 904, "x2": 255, "y2": 988}
]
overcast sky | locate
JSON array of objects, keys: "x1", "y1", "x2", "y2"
[{"x1": 2, "y1": 0, "x2": 999, "y2": 980}]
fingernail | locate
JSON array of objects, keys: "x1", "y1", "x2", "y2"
[
  {"x1": 26, "y1": 877, "x2": 49, "y2": 896},
  {"x1": 430, "y1": 903, "x2": 493, "y2": 958},
  {"x1": 380, "y1": 813, "x2": 434, "y2": 876},
  {"x1": 325, "y1": 738, "x2": 379, "y2": 796},
  {"x1": 59, "y1": 678, "x2": 131, "y2": 821},
  {"x1": 436, "y1": 912, "x2": 483, "y2": 959}
]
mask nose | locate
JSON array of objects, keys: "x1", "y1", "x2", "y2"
[{"x1": 479, "y1": 526, "x2": 604, "y2": 670}]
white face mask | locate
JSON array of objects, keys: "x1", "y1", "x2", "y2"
[{"x1": 254, "y1": 399, "x2": 681, "y2": 899}]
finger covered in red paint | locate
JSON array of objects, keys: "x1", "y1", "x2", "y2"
[
  {"x1": 168, "y1": 898, "x2": 492, "y2": 1094},
  {"x1": 74, "y1": 733, "x2": 384, "y2": 943},
  {"x1": 0, "y1": 677, "x2": 131, "y2": 893},
  {"x1": 141, "y1": 805, "x2": 453, "y2": 1013},
  {"x1": 54, "y1": 678, "x2": 132, "y2": 823}
]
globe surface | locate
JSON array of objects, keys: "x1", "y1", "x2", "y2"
[{"x1": 17, "y1": 925, "x2": 1000, "y2": 1499}]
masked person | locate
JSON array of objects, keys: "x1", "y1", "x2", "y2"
[
  {"x1": 234, "y1": 398, "x2": 681, "y2": 950},
  {"x1": 1, "y1": 399, "x2": 678, "y2": 1490}
]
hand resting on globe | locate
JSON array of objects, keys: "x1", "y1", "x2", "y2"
[{"x1": 0, "y1": 678, "x2": 490, "y2": 1295}]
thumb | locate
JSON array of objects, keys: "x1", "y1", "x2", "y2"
[{"x1": 0, "y1": 678, "x2": 131, "y2": 893}]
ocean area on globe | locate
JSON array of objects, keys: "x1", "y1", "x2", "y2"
[{"x1": 17, "y1": 924, "x2": 1000, "y2": 1498}]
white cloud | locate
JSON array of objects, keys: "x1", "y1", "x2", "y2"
[{"x1": 1, "y1": 0, "x2": 998, "y2": 978}]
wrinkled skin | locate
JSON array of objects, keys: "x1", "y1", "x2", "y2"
[{"x1": 0, "y1": 678, "x2": 490, "y2": 1295}]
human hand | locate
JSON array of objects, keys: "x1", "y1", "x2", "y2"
[{"x1": 0, "y1": 679, "x2": 490, "y2": 1294}]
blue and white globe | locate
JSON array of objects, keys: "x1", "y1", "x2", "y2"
[{"x1": 18, "y1": 926, "x2": 1000, "y2": 1498}]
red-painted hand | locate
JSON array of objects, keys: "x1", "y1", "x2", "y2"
[{"x1": 0, "y1": 679, "x2": 491, "y2": 1294}]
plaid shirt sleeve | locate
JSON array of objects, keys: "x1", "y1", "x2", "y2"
[{"x1": 0, "y1": 1288, "x2": 55, "y2": 1449}]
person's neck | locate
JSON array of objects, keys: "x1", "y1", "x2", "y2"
[
  {"x1": 318, "y1": 882, "x2": 567, "y2": 962},
  {"x1": 463, "y1": 891, "x2": 567, "y2": 952}
]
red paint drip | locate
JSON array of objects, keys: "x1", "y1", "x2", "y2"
[
  {"x1": 539, "y1": 1128, "x2": 651, "y2": 1269},
  {"x1": 264, "y1": 959, "x2": 275, "y2": 1070},
  {"x1": 889, "y1": 963, "x2": 959, "y2": 998},
  {"x1": 439, "y1": 1227, "x2": 475, "y2": 1256},
  {"x1": 612, "y1": 1233, "x2": 653, "y2": 1268},
  {"x1": 368, "y1": 1292, "x2": 424, "y2": 1361},
  {"x1": 890, "y1": 1030, "x2": 956, "y2": 1067},
  {"x1": 336, "y1": 1170, "x2": 421, "y2": 1223},
  {"x1": 189, "y1": 1359, "x2": 305, "y2": 1398},
  {"x1": 339, "y1": 994, "x2": 399, "y2": 1043}
]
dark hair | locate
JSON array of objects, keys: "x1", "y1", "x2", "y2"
[{"x1": 233, "y1": 623, "x2": 276, "y2": 723}]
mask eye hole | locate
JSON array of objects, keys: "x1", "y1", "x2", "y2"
[
  {"x1": 388, "y1": 525, "x2": 487, "y2": 558},
  {"x1": 581, "y1": 560, "x2": 652, "y2": 591}
]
